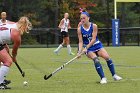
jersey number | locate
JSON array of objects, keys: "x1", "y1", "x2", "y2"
[
  {"x1": 0, "y1": 27, "x2": 9, "y2": 31},
  {"x1": 88, "y1": 37, "x2": 92, "y2": 43}
]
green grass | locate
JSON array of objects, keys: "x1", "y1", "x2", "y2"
[{"x1": 1, "y1": 47, "x2": 140, "y2": 93}]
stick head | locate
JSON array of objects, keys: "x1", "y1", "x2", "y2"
[
  {"x1": 44, "y1": 74, "x2": 52, "y2": 80},
  {"x1": 22, "y1": 72, "x2": 25, "y2": 77}
]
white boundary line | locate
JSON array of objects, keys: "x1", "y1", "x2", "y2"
[{"x1": 51, "y1": 58, "x2": 140, "y2": 68}]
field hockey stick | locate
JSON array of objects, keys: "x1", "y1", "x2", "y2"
[
  {"x1": 44, "y1": 53, "x2": 83, "y2": 80},
  {"x1": 9, "y1": 54, "x2": 25, "y2": 77},
  {"x1": 14, "y1": 61, "x2": 25, "y2": 77}
]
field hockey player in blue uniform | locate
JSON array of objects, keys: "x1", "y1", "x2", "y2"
[{"x1": 77, "y1": 10, "x2": 122, "y2": 84}]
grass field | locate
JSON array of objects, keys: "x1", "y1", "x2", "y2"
[{"x1": 1, "y1": 47, "x2": 140, "y2": 93}]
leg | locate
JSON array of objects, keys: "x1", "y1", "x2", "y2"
[
  {"x1": 65, "y1": 37, "x2": 71, "y2": 54},
  {"x1": 0, "y1": 48, "x2": 12, "y2": 89},
  {"x1": 54, "y1": 38, "x2": 65, "y2": 54},
  {"x1": 97, "y1": 48, "x2": 115, "y2": 76},
  {"x1": 0, "y1": 49, "x2": 12, "y2": 83},
  {"x1": 61, "y1": 38, "x2": 66, "y2": 46},
  {"x1": 0, "y1": 48, "x2": 11, "y2": 86},
  {"x1": 87, "y1": 52, "x2": 107, "y2": 84},
  {"x1": 1, "y1": 44, "x2": 9, "y2": 65},
  {"x1": 66, "y1": 37, "x2": 74, "y2": 55},
  {"x1": 98, "y1": 48, "x2": 122, "y2": 80}
]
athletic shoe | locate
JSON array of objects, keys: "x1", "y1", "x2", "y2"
[
  {"x1": 0, "y1": 83, "x2": 11, "y2": 90},
  {"x1": 54, "y1": 50, "x2": 59, "y2": 55},
  {"x1": 100, "y1": 77, "x2": 107, "y2": 84},
  {"x1": 3, "y1": 79, "x2": 11, "y2": 85},
  {"x1": 113, "y1": 74, "x2": 122, "y2": 81},
  {"x1": 69, "y1": 52, "x2": 75, "y2": 55}
]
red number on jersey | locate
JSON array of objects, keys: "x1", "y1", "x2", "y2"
[{"x1": 0, "y1": 27, "x2": 9, "y2": 31}]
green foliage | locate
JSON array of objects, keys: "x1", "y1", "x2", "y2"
[
  {"x1": 21, "y1": 34, "x2": 39, "y2": 45},
  {"x1": 0, "y1": 0, "x2": 139, "y2": 44},
  {"x1": 0, "y1": 0, "x2": 139, "y2": 28}
]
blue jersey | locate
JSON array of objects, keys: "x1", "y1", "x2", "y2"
[{"x1": 80, "y1": 23, "x2": 103, "y2": 52}]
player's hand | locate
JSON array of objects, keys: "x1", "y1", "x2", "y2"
[
  {"x1": 11, "y1": 53, "x2": 17, "y2": 62},
  {"x1": 77, "y1": 49, "x2": 86, "y2": 59},
  {"x1": 77, "y1": 50, "x2": 83, "y2": 59},
  {"x1": 82, "y1": 47, "x2": 87, "y2": 54},
  {"x1": 77, "y1": 52, "x2": 81, "y2": 59}
]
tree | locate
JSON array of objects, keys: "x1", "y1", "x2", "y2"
[
  {"x1": 0, "y1": 0, "x2": 139, "y2": 28},
  {"x1": 58, "y1": 0, "x2": 96, "y2": 27}
]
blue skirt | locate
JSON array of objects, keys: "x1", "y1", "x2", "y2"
[{"x1": 85, "y1": 42, "x2": 103, "y2": 53}]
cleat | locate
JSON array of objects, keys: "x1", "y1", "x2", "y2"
[
  {"x1": 113, "y1": 74, "x2": 122, "y2": 81},
  {"x1": 54, "y1": 50, "x2": 59, "y2": 55},
  {"x1": 3, "y1": 79, "x2": 11, "y2": 85},
  {"x1": 0, "y1": 83, "x2": 11, "y2": 90},
  {"x1": 100, "y1": 77, "x2": 107, "y2": 84}
]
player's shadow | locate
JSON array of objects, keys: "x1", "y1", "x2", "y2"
[{"x1": 95, "y1": 78, "x2": 135, "y2": 84}]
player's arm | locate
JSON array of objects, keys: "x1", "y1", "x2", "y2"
[
  {"x1": 77, "y1": 22, "x2": 82, "y2": 28},
  {"x1": 77, "y1": 23, "x2": 81, "y2": 28},
  {"x1": 11, "y1": 29, "x2": 21, "y2": 62},
  {"x1": 86, "y1": 24, "x2": 98, "y2": 49},
  {"x1": 77, "y1": 27, "x2": 83, "y2": 54},
  {"x1": 7, "y1": 20, "x2": 15, "y2": 24},
  {"x1": 4, "y1": 44, "x2": 10, "y2": 53},
  {"x1": 68, "y1": 19, "x2": 71, "y2": 29},
  {"x1": 58, "y1": 19, "x2": 64, "y2": 29},
  {"x1": 7, "y1": 21, "x2": 16, "y2": 24}
]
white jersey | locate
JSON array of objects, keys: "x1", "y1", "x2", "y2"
[
  {"x1": 0, "y1": 19, "x2": 8, "y2": 25},
  {"x1": 61, "y1": 18, "x2": 70, "y2": 32},
  {"x1": 0, "y1": 23, "x2": 18, "y2": 44}
]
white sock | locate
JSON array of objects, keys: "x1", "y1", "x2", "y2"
[
  {"x1": 55, "y1": 44, "x2": 63, "y2": 52},
  {"x1": 67, "y1": 45, "x2": 71, "y2": 54},
  {"x1": 0, "y1": 66, "x2": 9, "y2": 84}
]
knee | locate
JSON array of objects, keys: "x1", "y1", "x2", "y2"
[
  {"x1": 104, "y1": 55, "x2": 111, "y2": 61},
  {"x1": 63, "y1": 39, "x2": 67, "y2": 44},
  {"x1": 93, "y1": 57, "x2": 100, "y2": 64},
  {"x1": 66, "y1": 40, "x2": 70, "y2": 45},
  {"x1": 106, "y1": 58, "x2": 112, "y2": 62},
  {"x1": 102, "y1": 55, "x2": 110, "y2": 61},
  {"x1": 62, "y1": 41, "x2": 65, "y2": 45},
  {"x1": 66, "y1": 42, "x2": 69, "y2": 45}
]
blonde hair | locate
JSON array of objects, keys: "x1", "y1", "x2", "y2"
[
  {"x1": 64, "y1": 13, "x2": 69, "y2": 18},
  {"x1": 17, "y1": 17, "x2": 32, "y2": 34},
  {"x1": 1, "y1": 12, "x2": 6, "y2": 16}
]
